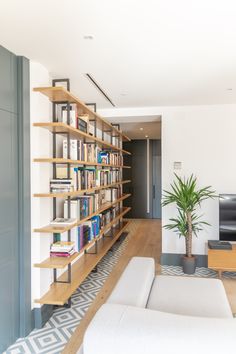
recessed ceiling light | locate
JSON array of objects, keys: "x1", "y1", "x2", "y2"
[
  {"x1": 145, "y1": 135, "x2": 149, "y2": 138},
  {"x1": 83, "y1": 35, "x2": 94, "y2": 40},
  {"x1": 140, "y1": 127, "x2": 143, "y2": 131}
]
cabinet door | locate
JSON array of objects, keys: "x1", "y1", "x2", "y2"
[{"x1": 0, "y1": 46, "x2": 20, "y2": 352}]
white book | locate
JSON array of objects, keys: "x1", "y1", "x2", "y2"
[
  {"x1": 64, "y1": 200, "x2": 80, "y2": 220},
  {"x1": 60, "y1": 227, "x2": 79, "y2": 252},
  {"x1": 62, "y1": 104, "x2": 77, "y2": 128},
  {"x1": 88, "y1": 123, "x2": 95, "y2": 136},
  {"x1": 63, "y1": 139, "x2": 78, "y2": 160}
]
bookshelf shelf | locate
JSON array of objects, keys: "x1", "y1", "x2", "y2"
[
  {"x1": 35, "y1": 221, "x2": 130, "y2": 305},
  {"x1": 33, "y1": 79, "x2": 132, "y2": 308},
  {"x1": 33, "y1": 157, "x2": 131, "y2": 169},
  {"x1": 34, "y1": 207, "x2": 131, "y2": 271},
  {"x1": 33, "y1": 180, "x2": 131, "y2": 198},
  {"x1": 34, "y1": 252, "x2": 79, "y2": 269},
  {"x1": 33, "y1": 122, "x2": 131, "y2": 155},
  {"x1": 33, "y1": 86, "x2": 130, "y2": 142},
  {"x1": 34, "y1": 194, "x2": 131, "y2": 233}
]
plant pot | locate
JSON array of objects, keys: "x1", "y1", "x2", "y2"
[{"x1": 182, "y1": 256, "x2": 197, "y2": 274}]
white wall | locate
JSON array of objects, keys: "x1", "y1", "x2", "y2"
[
  {"x1": 30, "y1": 61, "x2": 52, "y2": 308},
  {"x1": 162, "y1": 104, "x2": 236, "y2": 255},
  {"x1": 99, "y1": 104, "x2": 236, "y2": 256}
]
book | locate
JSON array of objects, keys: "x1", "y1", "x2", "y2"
[
  {"x1": 62, "y1": 104, "x2": 77, "y2": 128},
  {"x1": 50, "y1": 241, "x2": 75, "y2": 252},
  {"x1": 63, "y1": 139, "x2": 78, "y2": 160},
  {"x1": 50, "y1": 218, "x2": 77, "y2": 226},
  {"x1": 50, "y1": 249, "x2": 75, "y2": 257},
  {"x1": 64, "y1": 200, "x2": 81, "y2": 220}
]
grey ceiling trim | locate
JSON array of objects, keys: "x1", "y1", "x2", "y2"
[{"x1": 85, "y1": 73, "x2": 116, "y2": 107}]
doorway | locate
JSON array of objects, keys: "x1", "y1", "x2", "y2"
[{"x1": 121, "y1": 120, "x2": 161, "y2": 219}]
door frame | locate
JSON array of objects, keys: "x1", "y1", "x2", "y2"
[{"x1": 17, "y1": 56, "x2": 32, "y2": 336}]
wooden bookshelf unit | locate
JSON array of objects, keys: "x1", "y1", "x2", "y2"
[
  {"x1": 208, "y1": 244, "x2": 236, "y2": 278},
  {"x1": 33, "y1": 79, "x2": 131, "y2": 307}
]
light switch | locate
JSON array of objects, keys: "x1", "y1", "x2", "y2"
[{"x1": 173, "y1": 161, "x2": 182, "y2": 170}]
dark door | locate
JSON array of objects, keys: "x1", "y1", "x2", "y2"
[
  {"x1": 0, "y1": 46, "x2": 20, "y2": 352},
  {"x1": 123, "y1": 139, "x2": 161, "y2": 219},
  {"x1": 152, "y1": 140, "x2": 162, "y2": 219}
]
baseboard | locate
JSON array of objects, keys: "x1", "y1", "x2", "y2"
[
  {"x1": 33, "y1": 304, "x2": 54, "y2": 329},
  {"x1": 161, "y1": 253, "x2": 208, "y2": 268}
]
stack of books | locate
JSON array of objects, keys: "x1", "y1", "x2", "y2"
[
  {"x1": 50, "y1": 241, "x2": 75, "y2": 257},
  {"x1": 50, "y1": 179, "x2": 74, "y2": 193},
  {"x1": 50, "y1": 218, "x2": 77, "y2": 226}
]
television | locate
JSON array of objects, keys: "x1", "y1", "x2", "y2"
[{"x1": 219, "y1": 194, "x2": 236, "y2": 241}]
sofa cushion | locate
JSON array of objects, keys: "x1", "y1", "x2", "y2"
[
  {"x1": 147, "y1": 275, "x2": 232, "y2": 318},
  {"x1": 107, "y1": 257, "x2": 155, "y2": 308},
  {"x1": 83, "y1": 303, "x2": 236, "y2": 354}
]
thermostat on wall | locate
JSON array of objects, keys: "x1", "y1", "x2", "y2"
[{"x1": 173, "y1": 161, "x2": 182, "y2": 170}]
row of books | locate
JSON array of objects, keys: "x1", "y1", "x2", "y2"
[
  {"x1": 57, "y1": 104, "x2": 93, "y2": 134},
  {"x1": 50, "y1": 167, "x2": 122, "y2": 193},
  {"x1": 63, "y1": 140, "x2": 122, "y2": 165},
  {"x1": 98, "y1": 151, "x2": 123, "y2": 166},
  {"x1": 59, "y1": 207, "x2": 119, "y2": 253},
  {"x1": 49, "y1": 188, "x2": 121, "y2": 225},
  {"x1": 56, "y1": 104, "x2": 121, "y2": 147},
  {"x1": 65, "y1": 188, "x2": 121, "y2": 220}
]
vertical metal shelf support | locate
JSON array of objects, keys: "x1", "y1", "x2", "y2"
[
  {"x1": 84, "y1": 104, "x2": 98, "y2": 255},
  {"x1": 51, "y1": 79, "x2": 72, "y2": 307}
]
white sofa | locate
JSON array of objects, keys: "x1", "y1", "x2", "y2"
[{"x1": 78, "y1": 257, "x2": 235, "y2": 354}]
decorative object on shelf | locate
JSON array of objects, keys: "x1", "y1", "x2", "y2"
[{"x1": 162, "y1": 174, "x2": 215, "y2": 274}]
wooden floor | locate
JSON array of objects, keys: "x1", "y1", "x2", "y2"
[{"x1": 62, "y1": 218, "x2": 236, "y2": 354}]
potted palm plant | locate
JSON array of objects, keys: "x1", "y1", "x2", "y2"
[{"x1": 162, "y1": 174, "x2": 215, "y2": 274}]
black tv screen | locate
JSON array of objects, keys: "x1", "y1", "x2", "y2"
[{"x1": 219, "y1": 194, "x2": 236, "y2": 241}]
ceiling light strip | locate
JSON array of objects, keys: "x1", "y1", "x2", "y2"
[{"x1": 85, "y1": 73, "x2": 116, "y2": 107}]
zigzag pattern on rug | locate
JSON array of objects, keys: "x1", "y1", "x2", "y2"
[{"x1": 5, "y1": 232, "x2": 131, "y2": 354}]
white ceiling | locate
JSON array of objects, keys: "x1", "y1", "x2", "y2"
[
  {"x1": 119, "y1": 122, "x2": 161, "y2": 140},
  {"x1": 1, "y1": 0, "x2": 236, "y2": 109}
]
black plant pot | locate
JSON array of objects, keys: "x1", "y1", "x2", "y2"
[{"x1": 182, "y1": 256, "x2": 197, "y2": 274}]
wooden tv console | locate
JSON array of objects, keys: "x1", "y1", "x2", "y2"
[{"x1": 208, "y1": 243, "x2": 236, "y2": 278}]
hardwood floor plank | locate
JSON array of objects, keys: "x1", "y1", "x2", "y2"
[{"x1": 62, "y1": 218, "x2": 161, "y2": 354}]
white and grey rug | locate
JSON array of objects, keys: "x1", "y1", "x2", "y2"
[
  {"x1": 161, "y1": 265, "x2": 236, "y2": 279},
  {"x1": 5, "y1": 225, "x2": 236, "y2": 354},
  {"x1": 5, "y1": 233, "x2": 130, "y2": 354}
]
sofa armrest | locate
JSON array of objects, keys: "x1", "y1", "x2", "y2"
[
  {"x1": 107, "y1": 257, "x2": 155, "y2": 307},
  {"x1": 84, "y1": 304, "x2": 236, "y2": 354}
]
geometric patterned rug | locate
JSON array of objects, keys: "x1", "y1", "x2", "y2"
[
  {"x1": 5, "y1": 223, "x2": 236, "y2": 354},
  {"x1": 161, "y1": 265, "x2": 236, "y2": 279},
  {"x1": 5, "y1": 233, "x2": 130, "y2": 354}
]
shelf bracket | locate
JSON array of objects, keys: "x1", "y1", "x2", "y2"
[{"x1": 84, "y1": 239, "x2": 98, "y2": 255}]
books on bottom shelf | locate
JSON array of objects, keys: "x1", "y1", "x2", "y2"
[{"x1": 50, "y1": 241, "x2": 75, "y2": 258}]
